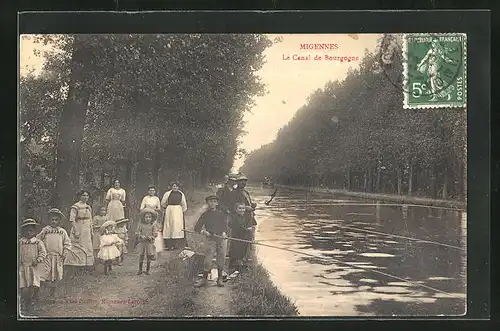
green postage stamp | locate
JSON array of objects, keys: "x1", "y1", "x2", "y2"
[{"x1": 403, "y1": 33, "x2": 467, "y2": 109}]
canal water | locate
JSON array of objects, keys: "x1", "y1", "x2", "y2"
[{"x1": 251, "y1": 186, "x2": 466, "y2": 316}]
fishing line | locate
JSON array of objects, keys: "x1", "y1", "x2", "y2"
[
  {"x1": 182, "y1": 229, "x2": 451, "y2": 295},
  {"x1": 268, "y1": 202, "x2": 465, "y2": 212},
  {"x1": 329, "y1": 224, "x2": 464, "y2": 251}
]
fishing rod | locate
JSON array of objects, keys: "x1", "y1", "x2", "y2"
[
  {"x1": 265, "y1": 189, "x2": 278, "y2": 206},
  {"x1": 182, "y1": 229, "x2": 451, "y2": 295}
]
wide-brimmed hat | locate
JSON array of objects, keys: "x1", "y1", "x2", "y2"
[
  {"x1": 115, "y1": 218, "x2": 130, "y2": 225},
  {"x1": 139, "y1": 208, "x2": 158, "y2": 221},
  {"x1": 101, "y1": 220, "x2": 116, "y2": 230},
  {"x1": 21, "y1": 218, "x2": 39, "y2": 228},
  {"x1": 205, "y1": 195, "x2": 219, "y2": 202},
  {"x1": 228, "y1": 173, "x2": 239, "y2": 181},
  {"x1": 236, "y1": 173, "x2": 248, "y2": 181},
  {"x1": 47, "y1": 208, "x2": 65, "y2": 219}
]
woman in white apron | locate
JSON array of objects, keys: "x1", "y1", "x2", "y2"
[
  {"x1": 106, "y1": 180, "x2": 126, "y2": 222},
  {"x1": 161, "y1": 182, "x2": 187, "y2": 250},
  {"x1": 140, "y1": 185, "x2": 163, "y2": 253}
]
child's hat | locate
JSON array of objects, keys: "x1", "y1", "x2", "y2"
[
  {"x1": 47, "y1": 208, "x2": 66, "y2": 219},
  {"x1": 115, "y1": 218, "x2": 130, "y2": 225},
  {"x1": 205, "y1": 195, "x2": 219, "y2": 202},
  {"x1": 21, "y1": 218, "x2": 39, "y2": 228},
  {"x1": 139, "y1": 207, "x2": 158, "y2": 220},
  {"x1": 101, "y1": 220, "x2": 116, "y2": 230}
]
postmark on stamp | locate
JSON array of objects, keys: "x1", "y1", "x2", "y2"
[{"x1": 402, "y1": 33, "x2": 467, "y2": 109}]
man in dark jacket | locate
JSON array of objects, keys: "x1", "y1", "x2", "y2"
[{"x1": 217, "y1": 173, "x2": 238, "y2": 215}]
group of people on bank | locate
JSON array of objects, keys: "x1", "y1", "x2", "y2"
[
  {"x1": 19, "y1": 173, "x2": 257, "y2": 310},
  {"x1": 192, "y1": 172, "x2": 257, "y2": 288}
]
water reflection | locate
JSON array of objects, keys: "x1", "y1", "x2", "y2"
[{"x1": 253, "y1": 186, "x2": 466, "y2": 316}]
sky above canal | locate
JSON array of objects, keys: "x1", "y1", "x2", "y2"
[{"x1": 19, "y1": 34, "x2": 382, "y2": 171}]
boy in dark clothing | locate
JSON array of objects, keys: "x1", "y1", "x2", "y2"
[
  {"x1": 228, "y1": 202, "x2": 256, "y2": 271},
  {"x1": 193, "y1": 195, "x2": 228, "y2": 287}
]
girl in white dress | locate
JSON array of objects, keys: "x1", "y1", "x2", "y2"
[
  {"x1": 140, "y1": 185, "x2": 163, "y2": 253},
  {"x1": 106, "y1": 180, "x2": 126, "y2": 222},
  {"x1": 161, "y1": 182, "x2": 188, "y2": 250},
  {"x1": 97, "y1": 221, "x2": 123, "y2": 275}
]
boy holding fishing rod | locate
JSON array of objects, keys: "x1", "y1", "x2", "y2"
[{"x1": 193, "y1": 195, "x2": 228, "y2": 288}]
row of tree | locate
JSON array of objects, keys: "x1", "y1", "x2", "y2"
[
  {"x1": 21, "y1": 34, "x2": 274, "y2": 220},
  {"x1": 241, "y1": 36, "x2": 466, "y2": 201}
]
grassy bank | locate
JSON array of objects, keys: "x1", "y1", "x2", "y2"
[
  {"x1": 134, "y1": 257, "x2": 199, "y2": 317},
  {"x1": 276, "y1": 184, "x2": 466, "y2": 210},
  {"x1": 230, "y1": 262, "x2": 299, "y2": 316}
]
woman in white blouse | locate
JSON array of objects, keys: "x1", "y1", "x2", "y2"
[{"x1": 106, "y1": 180, "x2": 126, "y2": 222}]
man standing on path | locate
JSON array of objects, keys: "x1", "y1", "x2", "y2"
[
  {"x1": 227, "y1": 173, "x2": 257, "y2": 262},
  {"x1": 217, "y1": 174, "x2": 238, "y2": 214},
  {"x1": 217, "y1": 173, "x2": 238, "y2": 259}
]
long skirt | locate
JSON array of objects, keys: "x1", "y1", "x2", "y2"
[
  {"x1": 64, "y1": 219, "x2": 94, "y2": 266},
  {"x1": 39, "y1": 253, "x2": 64, "y2": 282},
  {"x1": 19, "y1": 263, "x2": 44, "y2": 288},
  {"x1": 107, "y1": 200, "x2": 124, "y2": 222},
  {"x1": 163, "y1": 205, "x2": 185, "y2": 239}
]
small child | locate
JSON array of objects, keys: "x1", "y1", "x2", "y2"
[
  {"x1": 36, "y1": 208, "x2": 71, "y2": 298},
  {"x1": 193, "y1": 195, "x2": 228, "y2": 288},
  {"x1": 135, "y1": 208, "x2": 159, "y2": 275},
  {"x1": 19, "y1": 219, "x2": 47, "y2": 313},
  {"x1": 92, "y1": 206, "x2": 108, "y2": 257},
  {"x1": 228, "y1": 202, "x2": 256, "y2": 272},
  {"x1": 114, "y1": 218, "x2": 129, "y2": 266},
  {"x1": 97, "y1": 220, "x2": 123, "y2": 275}
]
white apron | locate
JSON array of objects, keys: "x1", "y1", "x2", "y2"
[
  {"x1": 161, "y1": 190, "x2": 187, "y2": 239},
  {"x1": 163, "y1": 205, "x2": 184, "y2": 239}
]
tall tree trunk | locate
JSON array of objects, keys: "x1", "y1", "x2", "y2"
[
  {"x1": 430, "y1": 166, "x2": 437, "y2": 199},
  {"x1": 367, "y1": 168, "x2": 373, "y2": 193},
  {"x1": 363, "y1": 170, "x2": 368, "y2": 192},
  {"x1": 152, "y1": 135, "x2": 161, "y2": 191},
  {"x1": 376, "y1": 166, "x2": 381, "y2": 193},
  {"x1": 408, "y1": 162, "x2": 413, "y2": 196},
  {"x1": 442, "y1": 161, "x2": 449, "y2": 200},
  {"x1": 54, "y1": 36, "x2": 92, "y2": 216},
  {"x1": 396, "y1": 167, "x2": 402, "y2": 195},
  {"x1": 346, "y1": 168, "x2": 351, "y2": 191}
]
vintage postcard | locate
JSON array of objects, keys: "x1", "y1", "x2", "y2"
[{"x1": 19, "y1": 31, "x2": 468, "y2": 318}]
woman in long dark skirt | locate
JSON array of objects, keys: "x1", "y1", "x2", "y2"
[{"x1": 228, "y1": 202, "x2": 256, "y2": 272}]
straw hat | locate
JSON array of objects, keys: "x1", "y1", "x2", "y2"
[
  {"x1": 47, "y1": 208, "x2": 65, "y2": 219},
  {"x1": 101, "y1": 220, "x2": 116, "y2": 230},
  {"x1": 139, "y1": 208, "x2": 158, "y2": 221},
  {"x1": 236, "y1": 173, "x2": 248, "y2": 181},
  {"x1": 115, "y1": 218, "x2": 130, "y2": 226},
  {"x1": 228, "y1": 173, "x2": 239, "y2": 181},
  {"x1": 21, "y1": 218, "x2": 39, "y2": 228}
]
